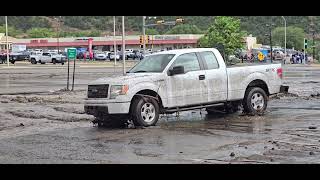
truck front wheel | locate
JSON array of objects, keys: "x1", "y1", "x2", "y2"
[
  {"x1": 131, "y1": 96, "x2": 160, "y2": 127},
  {"x1": 243, "y1": 87, "x2": 268, "y2": 115}
]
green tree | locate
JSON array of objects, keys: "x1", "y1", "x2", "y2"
[
  {"x1": 0, "y1": 25, "x2": 23, "y2": 37},
  {"x1": 146, "y1": 28, "x2": 159, "y2": 35},
  {"x1": 26, "y1": 28, "x2": 56, "y2": 38},
  {"x1": 272, "y1": 26, "x2": 305, "y2": 50},
  {"x1": 198, "y1": 16, "x2": 245, "y2": 56},
  {"x1": 166, "y1": 24, "x2": 203, "y2": 34}
]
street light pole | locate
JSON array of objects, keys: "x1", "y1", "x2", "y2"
[
  {"x1": 113, "y1": 16, "x2": 116, "y2": 67},
  {"x1": 57, "y1": 16, "x2": 61, "y2": 54},
  {"x1": 5, "y1": 16, "x2": 9, "y2": 67},
  {"x1": 281, "y1": 16, "x2": 286, "y2": 57},
  {"x1": 313, "y1": 31, "x2": 315, "y2": 61},
  {"x1": 122, "y1": 16, "x2": 126, "y2": 76},
  {"x1": 266, "y1": 24, "x2": 273, "y2": 63},
  {"x1": 142, "y1": 16, "x2": 146, "y2": 55}
]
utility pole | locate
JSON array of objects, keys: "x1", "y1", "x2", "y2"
[
  {"x1": 281, "y1": 16, "x2": 286, "y2": 57},
  {"x1": 266, "y1": 23, "x2": 274, "y2": 63},
  {"x1": 310, "y1": 20, "x2": 316, "y2": 61},
  {"x1": 313, "y1": 32, "x2": 315, "y2": 61},
  {"x1": 113, "y1": 16, "x2": 116, "y2": 68},
  {"x1": 122, "y1": 16, "x2": 126, "y2": 76},
  {"x1": 57, "y1": 16, "x2": 61, "y2": 54},
  {"x1": 142, "y1": 16, "x2": 146, "y2": 55},
  {"x1": 270, "y1": 27, "x2": 273, "y2": 64},
  {"x1": 5, "y1": 16, "x2": 9, "y2": 67}
]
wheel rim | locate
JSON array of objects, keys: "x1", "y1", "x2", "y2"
[
  {"x1": 251, "y1": 92, "x2": 265, "y2": 111},
  {"x1": 141, "y1": 103, "x2": 155, "y2": 123}
]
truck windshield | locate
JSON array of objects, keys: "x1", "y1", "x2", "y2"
[{"x1": 128, "y1": 54, "x2": 175, "y2": 73}]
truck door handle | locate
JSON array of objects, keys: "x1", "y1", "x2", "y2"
[{"x1": 199, "y1": 75, "x2": 205, "y2": 80}]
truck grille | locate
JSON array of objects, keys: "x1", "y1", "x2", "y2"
[{"x1": 88, "y1": 84, "x2": 109, "y2": 98}]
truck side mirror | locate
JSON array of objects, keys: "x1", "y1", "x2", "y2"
[{"x1": 169, "y1": 66, "x2": 185, "y2": 76}]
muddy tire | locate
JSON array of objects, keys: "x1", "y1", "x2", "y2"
[
  {"x1": 243, "y1": 87, "x2": 268, "y2": 115},
  {"x1": 131, "y1": 96, "x2": 159, "y2": 127},
  {"x1": 52, "y1": 59, "x2": 56, "y2": 64}
]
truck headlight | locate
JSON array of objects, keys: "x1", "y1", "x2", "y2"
[{"x1": 110, "y1": 85, "x2": 129, "y2": 99}]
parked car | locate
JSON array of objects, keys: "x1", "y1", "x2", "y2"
[
  {"x1": 94, "y1": 52, "x2": 108, "y2": 60},
  {"x1": 84, "y1": 48, "x2": 288, "y2": 127},
  {"x1": 109, "y1": 52, "x2": 120, "y2": 61}
]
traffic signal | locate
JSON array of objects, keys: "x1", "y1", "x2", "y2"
[
  {"x1": 140, "y1": 35, "x2": 144, "y2": 45},
  {"x1": 176, "y1": 18, "x2": 184, "y2": 23},
  {"x1": 156, "y1": 20, "x2": 165, "y2": 25},
  {"x1": 304, "y1": 38, "x2": 308, "y2": 49},
  {"x1": 147, "y1": 35, "x2": 150, "y2": 44}
]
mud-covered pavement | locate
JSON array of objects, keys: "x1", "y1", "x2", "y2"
[{"x1": 0, "y1": 63, "x2": 320, "y2": 164}]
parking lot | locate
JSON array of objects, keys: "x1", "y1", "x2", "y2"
[{"x1": 0, "y1": 62, "x2": 320, "y2": 163}]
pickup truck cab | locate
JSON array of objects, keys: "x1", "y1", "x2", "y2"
[
  {"x1": 30, "y1": 52, "x2": 66, "y2": 65},
  {"x1": 85, "y1": 48, "x2": 287, "y2": 127}
]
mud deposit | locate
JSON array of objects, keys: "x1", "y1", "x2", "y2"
[{"x1": 0, "y1": 64, "x2": 320, "y2": 163}]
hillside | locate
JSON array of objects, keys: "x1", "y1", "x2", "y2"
[{"x1": 0, "y1": 16, "x2": 318, "y2": 41}]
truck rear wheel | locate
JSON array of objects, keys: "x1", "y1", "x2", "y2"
[
  {"x1": 131, "y1": 96, "x2": 159, "y2": 127},
  {"x1": 243, "y1": 87, "x2": 268, "y2": 115}
]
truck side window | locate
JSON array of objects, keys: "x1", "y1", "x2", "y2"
[
  {"x1": 200, "y1": 51, "x2": 219, "y2": 69},
  {"x1": 172, "y1": 53, "x2": 200, "y2": 72}
]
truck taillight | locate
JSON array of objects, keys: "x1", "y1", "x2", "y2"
[{"x1": 277, "y1": 68, "x2": 283, "y2": 79}]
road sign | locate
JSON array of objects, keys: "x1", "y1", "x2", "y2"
[
  {"x1": 67, "y1": 48, "x2": 77, "y2": 59},
  {"x1": 258, "y1": 52, "x2": 265, "y2": 61}
]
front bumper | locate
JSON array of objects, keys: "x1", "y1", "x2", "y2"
[{"x1": 84, "y1": 100, "x2": 131, "y2": 115}]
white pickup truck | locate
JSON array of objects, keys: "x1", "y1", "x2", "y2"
[
  {"x1": 84, "y1": 48, "x2": 288, "y2": 127},
  {"x1": 30, "y1": 52, "x2": 66, "y2": 65}
]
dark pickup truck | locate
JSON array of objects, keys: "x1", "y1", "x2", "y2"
[{"x1": 0, "y1": 51, "x2": 30, "y2": 64}]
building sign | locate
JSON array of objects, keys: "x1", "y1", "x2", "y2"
[
  {"x1": 12, "y1": 44, "x2": 26, "y2": 52},
  {"x1": 154, "y1": 36, "x2": 180, "y2": 40}
]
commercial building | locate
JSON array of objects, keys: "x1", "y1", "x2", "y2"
[
  {"x1": 14, "y1": 34, "x2": 203, "y2": 52},
  {"x1": 12, "y1": 34, "x2": 258, "y2": 52}
]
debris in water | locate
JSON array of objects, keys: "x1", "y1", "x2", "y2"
[
  {"x1": 230, "y1": 152, "x2": 235, "y2": 157},
  {"x1": 308, "y1": 126, "x2": 317, "y2": 130},
  {"x1": 16, "y1": 123, "x2": 24, "y2": 127},
  {"x1": 271, "y1": 148, "x2": 275, "y2": 150},
  {"x1": 309, "y1": 152, "x2": 315, "y2": 155}
]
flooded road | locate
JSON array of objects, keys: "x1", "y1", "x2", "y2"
[{"x1": 0, "y1": 63, "x2": 320, "y2": 164}]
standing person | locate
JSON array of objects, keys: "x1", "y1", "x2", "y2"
[
  {"x1": 83, "y1": 51, "x2": 87, "y2": 62},
  {"x1": 89, "y1": 51, "x2": 93, "y2": 61},
  {"x1": 300, "y1": 50, "x2": 304, "y2": 64},
  {"x1": 295, "y1": 52, "x2": 300, "y2": 64}
]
